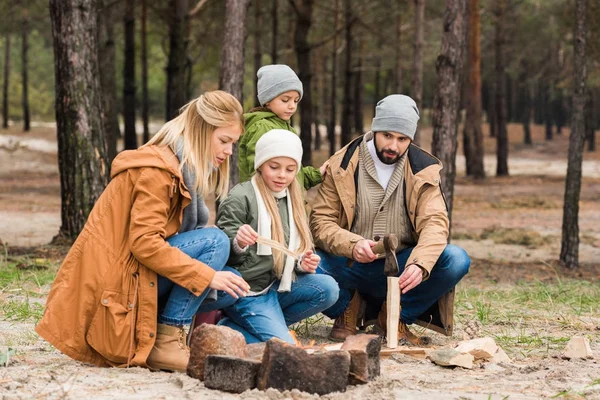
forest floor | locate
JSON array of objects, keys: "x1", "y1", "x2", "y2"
[{"x1": 0, "y1": 122, "x2": 599, "y2": 399}]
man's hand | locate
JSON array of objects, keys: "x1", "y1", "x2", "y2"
[
  {"x1": 398, "y1": 264, "x2": 423, "y2": 294},
  {"x1": 353, "y1": 239, "x2": 378, "y2": 263},
  {"x1": 209, "y1": 271, "x2": 250, "y2": 299},
  {"x1": 300, "y1": 250, "x2": 320, "y2": 273},
  {"x1": 235, "y1": 224, "x2": 258, "y2": 248}
]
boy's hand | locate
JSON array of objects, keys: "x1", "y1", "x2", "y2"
[
  {"x1": 319, "y1": 160, "x2": 330, "y2": 177},
  {"x1": 235, "y1": 224, "x2": 258, "y2": 248},
  {"x1": 300, "y1": 250, "x2": 320, "y2": 273}
]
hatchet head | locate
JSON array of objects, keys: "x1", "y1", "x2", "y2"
[{"x1": 373, "y1": 234, "x2": 399, "y2": 277}]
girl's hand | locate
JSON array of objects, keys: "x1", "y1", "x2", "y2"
[
  {"x1": 236, "y1": 224, "x2": 258, "y2": 248},
  {"x1": 300, "y1": 250, "x2": 320, "y2": 274},
  {"x1": 319, "y1": 160, "x2": 330, "y2": 177},
  {"x1": 208, "y1": 271, "x2": 250, "y2": 299}
]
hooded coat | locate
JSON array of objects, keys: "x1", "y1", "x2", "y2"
[{"x1": 35, "y1": 145, "x2": 216, "y2": 367}]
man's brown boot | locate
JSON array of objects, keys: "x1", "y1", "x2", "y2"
[
  {"x1": 329, "y1": 291, "x2": 362, "y2": 342},
  {"x1": 375, "y1": 302, "x2": 431, "y2": 346},
  {"x1": 146, "y1": 323, "x2": 190, "y2": 372}
]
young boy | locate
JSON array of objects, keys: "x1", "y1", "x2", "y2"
[{"x1": 238, "y1": 64, "x2": 327, "y2": 189}]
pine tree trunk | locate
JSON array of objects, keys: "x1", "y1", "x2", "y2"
[
  {"x1": 340, "y1": 0, "x2": 353, "y2": 147},
  {"x1": 253, "y1": 0, "x2": 262, "y2": 108},
  {"x1": 271, "y1": 0, "x2": 278, "y2": 63},
  {"x1": 411, "y1": 0, "x2": 425, "y2": 145},
  {"x1": 98, "y1": 0, "x2": 120, "y2": 163},
  {"x1": 2, "y1": 34, "x2": 9, "y2": 129},
  {"x1": 166, "y1": 0, "x2": 189, "y2": 121},
  {"x1": 544, "y1": 85, "x2": 553, "y2": 140},
  {"x1": 328, "y1": 0, "x2": 339, "y2": 155},
  {"x1": 463, "y1": 0, "x2": 485, "y2": 179},
  {"x1": 494, "y1": 0, "x2": 508, "y2": 176},
  {"x1": 560, "y1": 0, "x2": 587, "y2": 269},
  {"x1": 123, "y1": 0, "x2": 137, "y2": 149},
  {"x1": 353, "y1": 37, "x2": 363, "y2": 135},
  {"x1": 522, "y1": 85, "x2": 532, "y2": 145},
  {"x1": 394, "y1": 9, "x2": 402, "y2": 92},
  {"x1": 292, "y1": 0, "x2": 315, "y2": 167},
  {"x1": 431, "y1": 0, "x2": 468, "y2": 224},
  {"x1": 220, "y1": 0, "x2": 250, "y2": 188},
  {"x1": 21, "y1": 8, "x2": 30, "y2": 131},
  {"x1": 141, "y1": 0, "x2": 150, "y2": 144},
  {"x1": 585, "y1": 90, "x2": 594, "y2": 152},
  {"x1": 49, "y1": 0, "x2": 109, "y2": 241}
]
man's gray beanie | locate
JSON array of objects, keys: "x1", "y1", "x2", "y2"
[
  {"x1": 371, "y1": 94, "x2": 420, "y2": 140},
  {"x1": 257, "y1": 64, "x2": 303, "y2": 106}
]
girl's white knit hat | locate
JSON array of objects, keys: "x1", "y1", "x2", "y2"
[{"x1": 254, "y1": 129, "x2": 303, "y2": 171}]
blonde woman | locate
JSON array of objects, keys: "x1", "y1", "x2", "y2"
[
  {"x1": 216, "y1": 129, "x2": 339, "y2": 344},
  {"x1": 36, "y1": 90, "x2": 250, "y2": 374}
]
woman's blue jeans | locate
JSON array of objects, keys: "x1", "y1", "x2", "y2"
[
  {"x1": 316, "y1": 244, "x2": 470, "y2": 324},
  {"x1": 157, "y1": 227, "x2": 238, "y2": 326},
  {"x1": 219, "y1": 274, "x2": 339, "y2": 344}
]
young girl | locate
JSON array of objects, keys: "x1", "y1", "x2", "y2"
[
  {"x1": 36, "y1": 91, "x2": 250, "y2": 373},
  {"x1": 217, "y1": 129, "x2": 339, "y2": 344},
  {"x1": 238, "y1": 64, "x2": 328, "y2": 189}
]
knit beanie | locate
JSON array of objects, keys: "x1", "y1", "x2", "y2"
[
  {"x1": 254, "y1": 129, "x2": 303, "y2": 171},
  {"x1": 371, "y1": 94, "x2": 420, "y2": 140},
  {"x1": 257, "y1": 64, "x2": 304, "y2": 106}
]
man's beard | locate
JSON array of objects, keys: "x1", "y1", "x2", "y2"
[{"x1": 374, "y1": 136, "x2": 402, "y2": 165}]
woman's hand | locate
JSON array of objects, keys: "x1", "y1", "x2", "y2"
[
  {"x1": 208, "y1": 271, "x2": 250, "y2": 299},
  {"x1": 235, "y1": 224, "x2": 258, "y2": 248},
  {"x1": 300, "y1": 250, "x2": 320, "y2": 274}
]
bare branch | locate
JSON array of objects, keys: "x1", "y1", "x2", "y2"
[{"x1": 189, "y1": 0, "x2": 210, "y2": 17}]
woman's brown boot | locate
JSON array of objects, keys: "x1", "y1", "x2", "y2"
[{"x1": 146, "y1": 323, "x2": 190, "y2": 372}]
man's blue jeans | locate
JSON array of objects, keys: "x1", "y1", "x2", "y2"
[
  {"x1": 157, "y1": 227, "x2": 238, "y2": 326},
  {"x1": 219, "y1": 274, "x2": 339, "y2": 344},
  {"x1": 316, "y1": 244, "x2": 470, "y2": 325}
]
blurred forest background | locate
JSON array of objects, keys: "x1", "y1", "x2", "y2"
[{"x1": 0, "y1": 0, "x2": 599, "y2": 268}]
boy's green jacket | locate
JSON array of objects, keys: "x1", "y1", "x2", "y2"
[{"x1": 238, "y1": 109, "x2": 323, "y2": 190}]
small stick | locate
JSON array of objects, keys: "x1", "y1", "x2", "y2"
[
  {"x1": 386, "y1": 277, "x2": 400, "y2": 349},
  {"x1": 256, "y1": 236, "x2": 300, "y2": 259}
]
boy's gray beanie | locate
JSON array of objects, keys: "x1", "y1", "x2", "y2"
[
  {"x1": 371, "y1": 94, "x2": 420, "y2": 140},
  {"x1": 257, "y1": 64, "x2": 303, "y2": 106}
]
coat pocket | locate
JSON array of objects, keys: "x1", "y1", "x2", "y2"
[{"x1": 86, "y1": 290, "x2": 136, "y2": 365}]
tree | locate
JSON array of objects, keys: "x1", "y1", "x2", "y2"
[
  {"x1": 166, "y1": 0, "x2": 189, "y2": 121},
  {"x1": 21, "y1": 6, "x2": 30, "y2": 131},
  {"x1": 123, "y1": 0, "x2": 137, "y2": 150},
  {"x1": 394, "y1": 3, "x2": 402, "y2": 93},
  {"x1": 220, "y1": 0, "x2": 250, "y2": 188},
  {"x1": 463, "y1": 0, "x2": 485, "y2": 179},
  {"x1": 586, "y1": 90, "x2": 595, "y2": 152},
  {"x1": 353, "y1": 36, "x2": 363, "y2": 135},
  {"x1": 431, "y1": 0, "x2": 468, "y2": 225},
  {"x1": 253, "y1": 0, "x2": 263, "y2": 108},
  {"x1": 327, "y1": 0, "x2": 340, "y2": 155},
  {"x1": 141, "y1": 0, "x2": 150, "y2": 144},
  {"x1": 49, "y1": 0, "x2": 109, "y2": 241},
  {"x1": 560, "y1": 0, "x2": 587, "y2": 269},
  {"x1": 271, "y1": 0, "x2": 278, "y2": 63},
  {"x1": 290, "y1": 0, "x2": 315, "y2": 167},
  {"x1": 98, "y1": 0, "x2": 120, "y2": 163},
  {"x1": 411, "y1": 0, "x2": 425, "y2": 145},
  {"x1": 2, "y1": 34, "x2": 10, "y2": 129},
  {"x1": 494, "y1": 0, "x2": 509, "y2": 176},
  {"x1": 340, "y1": 0, "x2": 353, "y2": 147}
]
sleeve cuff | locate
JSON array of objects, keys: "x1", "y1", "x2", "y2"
[{"x1": 232, "y1": 237, "x2": 249, "y2": 254}]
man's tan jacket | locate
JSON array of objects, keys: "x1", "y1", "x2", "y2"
[{"x1": 310, "y1": 134, "x2": 455, "y2": 335}]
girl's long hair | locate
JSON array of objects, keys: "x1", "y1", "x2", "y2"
[
  {"x1": 144, "y1": 90, "x2": 244, "y2": 199},
  {"x1": 254, "y1": 171, "x2": 313, "y2": 276}
]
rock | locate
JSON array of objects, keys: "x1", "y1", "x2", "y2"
[
  {"x1": 187, "y1": 323, "x2": 247, "y2": 380},
  {"x1": 257, "y1": 338, "x2": 351, "y2": 395},
  {"x1": 428, "y1": 348, "x2": 474, "y2": 369},
  {"x1": 340, "y1": 334, "x2": 381, "y2": 384},
  {"x1": 455, "y1": 337, "x2": 498, "y2": 360},
  {"x1": 247, "y1": 343, "x2": 267, "y2": 360},
  {"x1": 203, "y1": 355, "x2": 262, "y2": 393},
  {"x1": 561, "y1": 336, "x2": 593, "y2": 360},
  {"x1": 490, "y1": 346, "x2": 512, "y2": 364}
]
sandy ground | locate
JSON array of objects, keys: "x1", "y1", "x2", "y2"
[{"x1": 1, "y1": 123, "x2": 599, "y2": 399}]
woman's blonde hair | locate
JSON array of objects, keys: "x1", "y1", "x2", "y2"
[
  {"x1": 145, "y1": 90, "x2": 244, "y2": 199},
  {"x1": 254, "y1": 170, "x2": 313, "y2": 276}
]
